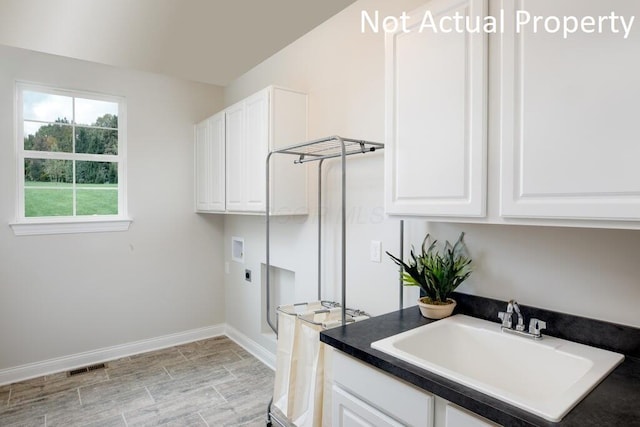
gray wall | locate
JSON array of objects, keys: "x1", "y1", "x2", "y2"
[{"x1": 0, "y1": 44, "x2": 226, "y2": 370}]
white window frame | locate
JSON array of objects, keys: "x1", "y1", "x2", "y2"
[{"x1": 10, "y1": 82, "x2": 131, "y2": 235}]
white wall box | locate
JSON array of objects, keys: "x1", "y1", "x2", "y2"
[
  {"x1": 332, "y1": 350, "x2": 499, "y2": 427},
  {"x1": 499, "y1": 0, "x2": 640, "y2": 221},
  {"x1": 231, "y1": 236, "x2": 245, "y2": 263},
  {"x1": 385, "y1": 0, "x2": 488, "y2": 217},
  {"x1": 196, "y1": 86, "x2": 308, "y2": 215},
  {"x1": 195, "y1": 111, "x2": 226, "y2": 212}
]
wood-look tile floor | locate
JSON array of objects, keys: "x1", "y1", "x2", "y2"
[{"x1": 0, "y1": 336, "x2": 274, "y2": 426}]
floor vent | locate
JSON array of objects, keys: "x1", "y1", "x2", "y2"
[{"x1": 67, "y1": 363, "x2": 107, "y2": 377}]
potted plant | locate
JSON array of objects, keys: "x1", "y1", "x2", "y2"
[{"x1": 387, "y1": 232, "x2": 472, "y2": 319}]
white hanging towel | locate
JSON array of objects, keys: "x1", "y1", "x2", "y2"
[
  {"x1": 272, "y1": 307, "x2": 298, "y2": 418},
  {"x1": 273, "y1": 303, "x2": 355, "y2": 426},
  {"x1": 272, "y1": 302, "x2": 325, "y2": 419},
  {"x1": 291, "y1": 317, "x2": 324, "y2": 427},
  {"x1": 291, "y1": 307, "x2": 342, "y2": 427}
]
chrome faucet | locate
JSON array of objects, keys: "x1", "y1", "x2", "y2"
[{"x1": 498, "y1": 300, "x2": 546, "y2": 340}]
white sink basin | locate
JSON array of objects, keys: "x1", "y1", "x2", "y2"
[{"x1": 371, "y1": 314, "x2": 624, "y2": 422}]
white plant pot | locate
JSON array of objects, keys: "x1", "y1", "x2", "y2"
[{"x1": 417, "y1": 297, "x2": 457, "y2": 319}]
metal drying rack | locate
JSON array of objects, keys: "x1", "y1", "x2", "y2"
[
  {"x1": 276, "y1": 301, "x2": 369, "y2": 330},
  {"x1": 265, "y1": 136, "x2": 382, "y2": 427},
  {"x1": 265, "y1": 136, "x2": 384, "y2": 334}
]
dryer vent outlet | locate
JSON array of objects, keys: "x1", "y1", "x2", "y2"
[{"x1": 68, "y1": 363, "x2": 107, "y2": 377}]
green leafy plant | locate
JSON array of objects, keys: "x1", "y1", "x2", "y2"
[{"x1": 387, "y1": 232, "x2": 472, "y2": 304}]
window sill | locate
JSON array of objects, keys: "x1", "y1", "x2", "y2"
[{"x1": 10, "y1": 218, "x2": 133, "y2": 236}]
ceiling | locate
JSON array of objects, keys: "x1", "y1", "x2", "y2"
[{"x1": 0, "y1": 0, "x2": 357, "y2": 86}]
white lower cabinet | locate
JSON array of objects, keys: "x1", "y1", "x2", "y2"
[
  {"x1": 333, "y1": 386, "x2": 404, "y2": 427},
  {"x1": 333, "y1": 351, "x2": 434, "y2": 426},
  {"x1": 333, "y1": 351, "x2": 498, "y2": 427},
  {"x1": 443, "y1": 402, "x2": 498, "y2": 427}
]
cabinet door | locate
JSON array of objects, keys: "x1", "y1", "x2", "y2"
[
  {"x1": 445, "y1": 404, "x2": 498, "y2": 427},
  {"x1": 243, "y1": 89, "x2": 269, "y2": 212},
  {"x1": 333, "y1": 386, "x2": 404, "y2": 427},
  {"x1": 385, "y1": 0, "x2": 488, "y2": 217},
  {"x1": 221, "y1": 86, "x2": 307, "y2": 215},
  {"x1": 194, "y1": 119, "x2": 210, "y2": 211},
  {"x1": 225, "y1": 101, "x2": 245, "y2": 212},
  {"x1": 195, "y1": 113, "x2": 226, "y2": 212},
  {"x1": 499, "y1": 0, "x2": 640, "y2": 220},
  {"x1": 333, "y1": 351, "x2": 433, "y2": 427},
  {"x1": 208, "y1": 112, "x2": 226, "y2": 212}
]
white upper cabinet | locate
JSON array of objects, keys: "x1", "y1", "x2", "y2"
[
  {"x1": 386, "y1": 0, "x2": 640, "y2": 227},
  {"x1": 499, "y1": 0, "x2": 640, "y2": 220},
  {"x1": 194, "y1": 111, "x2": 225, "y2": 213},
  {"x1": 224, "y1": 100, "x2": 245, "y2": 212},
  {"x1": 197, "y1": 86, "x2": 307, "y2": 215},
  {"x1": 226, "y1": 90, "x2": 269, "y2": 213},
  {"x1": 242, "y1": 90, "x2": 270, "y2": 212},
  {"x1": 226, "y1": 86, "x2": 307, "y2": 215},
  {"x1": 385, "y1": 0, "x2": 488, "y2": 217}
]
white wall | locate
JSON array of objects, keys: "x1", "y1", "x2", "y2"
[
  {"x1": 223, "y1": 0, "x2": 640, "y2": 357},
  {"x1": 0, "y1": 44, "x2": 226, "y2": 371}
]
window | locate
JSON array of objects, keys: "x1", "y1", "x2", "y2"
[{"x1": 11, "y1": 83, "x2": 130, "y2": 235}]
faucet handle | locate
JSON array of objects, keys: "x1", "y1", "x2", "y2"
[
  {"x1": 528, "y1": 318, "x2": 547, "y2": 337},
  {"x1": 498, "y1": 311, "x2": 512, "y2": 328}
]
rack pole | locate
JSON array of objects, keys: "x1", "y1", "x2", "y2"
[
  {"x1": 266, "y1": 152, "x2": 277, "y2": 334},
  {"x1": 339, "y1": 137, "x2": 347, "y2": 326},
  {"x1": 318, "y1": 158, "x2": 325, "y2": 301},
  {"x1": 399, "y1": 220, "x2": 404, "y2": 311}
]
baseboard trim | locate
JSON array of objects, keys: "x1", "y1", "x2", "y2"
[
  {"x1": 225, "y1": 325, "x2": 276, "y2": 370},
  {"x1": 0, "y1": 324, "x2": 225, "y2": 386}
]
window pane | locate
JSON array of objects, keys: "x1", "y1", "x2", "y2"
[
  {"x1": 25, "y1": 158, "x2": 73, "y2": 184},
  {"x1": 24, "y1": 159, "x2": 73, "y2": 217},
  {"x1": 25, "y1": 188, "x2": 73, "y2": 217},
  {"x1": 77, "y1": 188, "x2": 118, "y2": 215},
  {"x1": 24, "y1": 121, "x2": 73, "y2": 152},
  {"x1": 23, "y1": 91, "x2": 73, "y2": 123},
  {"x1": 75, "y1": 127, "x2": 118, "y2": 155},
  {"x1": 76, "y1": 161, "x2": 118, "y2": 185},
  {"x1": 75, "y1": 98, "x2": 118, "y2": 127},
  {"x1": 76, "y1": 161, "x2": 118, "y2": 215}
]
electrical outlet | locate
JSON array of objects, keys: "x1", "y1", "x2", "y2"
[
  {"x1": 245, "y1": 269, "x2": 252, "y2": 282},
  {"x1": 370, "y1": 240, "x2": 382, "y2": 263}
]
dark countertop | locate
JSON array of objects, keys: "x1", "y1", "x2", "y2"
[{"x1": 320, "y1": 305, "x2": 640, "y2": 427}]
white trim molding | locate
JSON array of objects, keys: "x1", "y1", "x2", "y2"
[
  {"x1": 225, "y1": 325, "x2": 276, "y2": 370},
  {"x1": 10, "y1": 218, "x2": 133, "y2": 236},
  {"x1": 0, "y1": 324, "x2": 225, "y2": 386}
]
